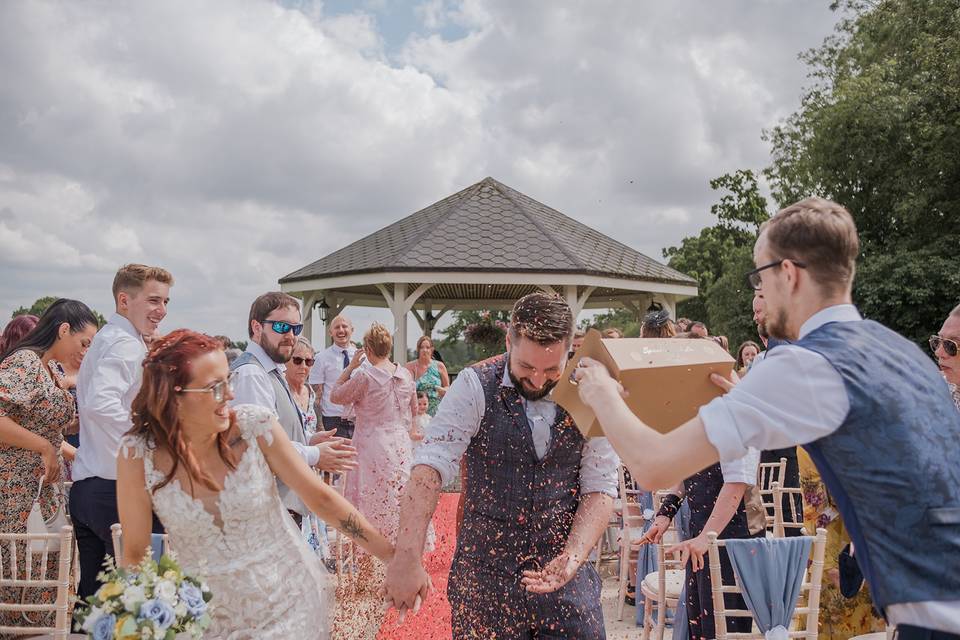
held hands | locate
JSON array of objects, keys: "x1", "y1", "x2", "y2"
[
  {"x1": 314, "y1": 438, "x2": 358, "y2": 473},
  {"x1": 667, "y1": 534, "x2": 710, "y2": 572},
  {"x1": 520, "y1": 552, "x2": 581, "y2": 594},
  {"x1": 635, "y1": 515, "x2": 671, "y2": 548},
  {"x1": 382, "y1": 554, "x2": 434, "y2": 623}
]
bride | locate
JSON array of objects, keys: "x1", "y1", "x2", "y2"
[{"x1": 117, "y1": 329, "x2": 392, "y2": 639}]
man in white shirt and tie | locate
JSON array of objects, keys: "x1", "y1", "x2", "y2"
[
  {"x1": 309, "y1": 314, "x2": 357, "y2": 438},
  {"x1": 71, "y1": 264, "x2": 173, "y2": 599}
]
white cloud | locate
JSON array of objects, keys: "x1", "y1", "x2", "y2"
[{"x1": 0, "y1": 0, "x2": 838, "y2": 342}]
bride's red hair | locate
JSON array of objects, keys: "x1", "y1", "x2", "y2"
[{"x1": 129, "y1": 329, "x2": 237, "y2": 493}]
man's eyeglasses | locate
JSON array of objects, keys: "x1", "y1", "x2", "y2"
[
  {"x1": 177, "y1": 371, "x2": 237, "y2": 403},
  {"x1": 930, "y1": 335, "x2": 959, "y2": 358},
  {"x1": 745, "y1": 259, "x2": 807, "y2": 291},
  {"x1": 291, "y1": 356, "x2": 315, "y2": 367},
  {"x1": 261, "y1": 320, "x2": 303, "y2": 336}
]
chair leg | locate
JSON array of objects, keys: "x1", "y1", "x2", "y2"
[
  {"x1": 617, "y1": 541, "x2": 628, "y2": 621},
  {"x1": 641, "y1": 593, "x2": 653, "y2": 640},
  {"x1": 655, "y1": 596, "x2": 667, "y2": 640}
]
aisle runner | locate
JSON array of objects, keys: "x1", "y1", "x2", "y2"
[{"x1": 377, "y1": 492, "x2": 459, "y2": 639}]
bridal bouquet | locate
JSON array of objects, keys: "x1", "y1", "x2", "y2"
[{"x1": 74, "y1": 554, "x2": 213, "y2": 640}]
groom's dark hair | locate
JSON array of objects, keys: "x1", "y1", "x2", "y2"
[{"x1": 508, "y1": 293, "x2": 574, "y2": 347}]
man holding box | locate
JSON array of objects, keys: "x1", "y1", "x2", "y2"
[
  {"x1": 575, "y1": 197, "x2": 960, "y2": 636},
  {"x1": 383, "y1": 293, "x2": 619, "y2": 639}
]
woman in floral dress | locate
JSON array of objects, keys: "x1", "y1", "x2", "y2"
[{"x1": 0, "y1": 300, "x2": 98, "y2": 636}]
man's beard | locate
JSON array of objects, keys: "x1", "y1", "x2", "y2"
[
  {"x1": 765, "y1": 307, "x2": 791, "y2": 341},
  {"x1": 262, "y1": 339, "x2": 293, "y2": 364},
  {"x1": 756, "y1": 320, "x2": 768, "y2": 340},
  {"x1": 508, "y1": 366, "x2": 558, "y2": 401}
]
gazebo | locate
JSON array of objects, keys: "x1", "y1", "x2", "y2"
[{"x1": 279, "y1": 177, "x2": 698, "y2": 362}]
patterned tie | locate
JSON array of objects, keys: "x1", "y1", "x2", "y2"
[{"x1": 342, "y1": 349, "x2": 350, "y2": 369}]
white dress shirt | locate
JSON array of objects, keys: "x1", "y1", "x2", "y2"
[
  {"x1": 308, "y1": 343, "x2": 357, "y2": 418},
  {"x1": 73, "y1": 313, "x2": 146, "y2": 482},
  {"x1": 699, "y1": 303, "x2": 960, "y2": 631},
  {"x1": 414, "y1": 363, "x2": 620, "y2": 497},
  {"x1": 230, "y1": 342, "x2": 320, "y2": 467}
]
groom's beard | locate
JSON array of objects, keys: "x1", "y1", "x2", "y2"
[{"x1": 508, "y1": 367, "x2": 558, "y2": 401}]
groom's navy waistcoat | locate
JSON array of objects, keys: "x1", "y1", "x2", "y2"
[
  {"x1": 455, "y1": 354, "x2": 585, "y2": 575},
  {"x1": 798, "y1": 320, "x2": 960, "y2": 611}
]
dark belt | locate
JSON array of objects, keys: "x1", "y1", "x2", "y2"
[{"x1": 895, "y1": 624, "x2": 960, "y2": 640}]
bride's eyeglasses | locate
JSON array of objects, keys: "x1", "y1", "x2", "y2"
[{"x1": 176, "y1": 371, "x2": 237, "y2": 403}]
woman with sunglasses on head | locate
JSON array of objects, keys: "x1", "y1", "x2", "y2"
[{"x1": 117, "y1": 330, "x2": 392, "y2": 639}]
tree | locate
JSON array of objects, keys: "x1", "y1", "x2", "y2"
[
  {"x1": 764, "y1": 0, "x2": 960, "y2": 343},
  {"x1": 12, "y1": 296, "x2": 107, "y2": 326},
  {"x1": 663, "y1": 170, "x2": 770, "y2": 341}
]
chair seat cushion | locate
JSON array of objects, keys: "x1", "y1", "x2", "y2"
[{"x1": 641, "y1": 569, "x2": 684, "y2": 599}]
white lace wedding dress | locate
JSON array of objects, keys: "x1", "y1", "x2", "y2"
[{"x1": 120, "y1": 404, "x2": 334, "y2": 639}]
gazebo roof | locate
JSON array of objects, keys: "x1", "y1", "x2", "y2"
[{"x1": 280, "y1": 176, "x2": 695, "y2": 286}]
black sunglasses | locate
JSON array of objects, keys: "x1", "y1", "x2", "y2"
[
  {"x1": 261, "y1": 320, "x2": 303, "y2": 336},
  {"x1": 291, "y1": 356, "x2": 315, "y2": 366},
  {"x1": 930, "y1": 335, "x2": 959, "y2": 358},
  {"x1": 745, "y1": 259, "x2": 807, "y2": 290}
]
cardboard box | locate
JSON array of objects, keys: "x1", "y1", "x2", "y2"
[{"x1": 552, "y1": 329, "x2": 735, "y2": 438}]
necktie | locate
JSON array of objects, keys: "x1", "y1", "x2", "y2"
[{"x1": 342, "y1": 349, "x2": 350, "y2": 369}]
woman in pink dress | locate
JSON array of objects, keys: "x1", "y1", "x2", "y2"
[{"x1": 330, "y1": 323, "x2": 429, "y2": 639}]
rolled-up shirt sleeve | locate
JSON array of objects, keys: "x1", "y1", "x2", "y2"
[
  {"x1": 699, "y1": 345, "x2": 849, "y2": 463},
  {"x1": 719, "y1": 447, "x2": 760, "y2": 485},
  {"x1": 579, "y1": 437, "x2": 620, "y2": 497},
  {"x1": 413, "y1": 368, "x2": 484, "y2": 487}
]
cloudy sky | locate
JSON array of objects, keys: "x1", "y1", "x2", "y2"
[{"x1": 0, "y1": 0, "x2": 840, "y2": 345}]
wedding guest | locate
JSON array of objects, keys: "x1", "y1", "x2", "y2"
[
  {"x1": 690, "y1": 321, "x2": 708, "y2": 338},
  {"x1": 410, "y1": 390, "x2": 430, "y2": 446},
  {"x1": 0, "y1": 300, "x2": 97, "y2": 631},
  {"x1": 569, "y1": 329, "x2": 587, "y2": 359},
  {"x1": 116, "y1": 330, "x2": 392, "y2": 639},
  {"x1": 285, "y1": 336, "x2": 319, "y2": 437},
  {"x1": 576, "y1": 198, "x2": 960, "y2": 633},
  {"x1": 230, "y1": 292, "x2": 356, "y2": 528},
  {"x1": 385, "y1": 293, "x2": 618, "y2": 638},
  {"x1": 713, "y1": 334, "x2": 730, "y2": 352},
  {"x1": 309, "y1": 314, "x2": 358, "y2": 438},
  {"x1": 640, "y1": 309, "x2": 676, "y2": 338},
  {"x1": 0, "y1": 314, "x2": 39, "y2": 355},
  {"x1": 602, "y1": 326, "x2": 624, "y2": 339},
  {"x1": 330, "y1": 323, "x2": 423, "y2": 639},
  {"x1": 677, "y1": 317, "x2": 692, "y2": 333},
  {"x1": 735, "y1": 341, "x2": 761, "y2": 376},
  {"x1": 932, "y1": 303, "x2": 960, "y2": 411},
  {"x1": 70, "y1": 263, "x2": 172, "y2": 599},
  {"x1": 404, "y1": 336, "x2": 449, "y2": 417}
]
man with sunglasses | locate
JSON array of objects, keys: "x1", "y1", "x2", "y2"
[
  {"x1": 932, "y1": 304, "x2": 960, "y2": 411},
  {"x1": 231, "y1": 292, "x2": 357, "y2": 526},
  {"x1": 575, "y1": 198, "x2": 960, "y2": 636}
]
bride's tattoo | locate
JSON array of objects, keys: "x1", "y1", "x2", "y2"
[{"x1": 341, "y1": 514, "x2": 368, "y2": 542}]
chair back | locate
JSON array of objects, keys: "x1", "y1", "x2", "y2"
[
  {"x1": 772, "y1": 482, "x2": 806, "y2": 537},
  {"x1": 110, "y1": 524, "x2": 171, "y2": 566},
  {"x1": 0, "y1": 525, "x2": 74, "y2": 638},
  {"x1": 619, "y1": 466, "x2": 646, "y2": 532},
  {"x1": 706, "y1": 528, "x2": 826, "y2": 640},
  {"x1": 758, "y1": 457, "x2": 787, "y2": 531}
]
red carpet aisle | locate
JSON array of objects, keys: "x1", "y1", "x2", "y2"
[{"x1": 377, "y1": 492, "x2": 459, "y2": 639}]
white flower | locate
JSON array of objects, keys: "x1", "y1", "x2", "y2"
[
  {"x1": 139, "y1": 626, "x2": 154, "y2": 640},
  {"x1": 154, "y1": 579, "x2": 178, "y2": 604},
  {"x1": 175, "y1": 601, "x2": 187, "y2": 618},
  {"x1": 121, "y1": 585, "x2": 147, "y2": 612},
  {"x1": 81, "y1": 606, "x2": 105, "y2": 632}
]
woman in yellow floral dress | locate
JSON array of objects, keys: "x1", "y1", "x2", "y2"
[
  {"x1": 0, "y1": 300, "x2": 97, "y2": 636},
  {"x1": 798, "y1": 448, "x2": 885, "y2": 639}
]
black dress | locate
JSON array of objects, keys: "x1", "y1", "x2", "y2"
[{"x1": 662, "y1": 462, "x2": 753, "y2": 640}]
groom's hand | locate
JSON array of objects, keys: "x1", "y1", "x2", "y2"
[
  {"x1": 520, "y1": 552, "x2": 581, "y2": 594},
  {"x1": 382, "y1": 552, "x2": 432, "y2": 614}
]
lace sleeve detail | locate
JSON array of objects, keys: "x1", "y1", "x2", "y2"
[
  {"x1": 119, "y1": 434, "x2": 148, "y2": 460},
  {"x1": 233, "y1": 404, "x2": 276, "y2": 445}
]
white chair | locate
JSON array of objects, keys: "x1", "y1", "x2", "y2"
[
  {"x1": 109, "y1": 523, "x2": 171, "y2": 566},
  {"x1": 772, "y1": 482, "x2": 807, "y2": 538},
  {"x1": 639, "y1": 491, "x2": 685, "y2": 640},
  {"x1": 758, "y1": 457, "x2": 787, "y2": 532},
  {"x1": 0, "y1": 525, "x2": 74, "y2": 638},
  {"x1": 706, "y1": 527, "x2": 827, "y2": 640},
  {"x1": 616, "y1": 466, "x2": 645, "y2": 620}
]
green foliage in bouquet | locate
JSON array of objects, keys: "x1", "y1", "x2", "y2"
[{"x1": 73, "y1": 554, "x2": 212, "y2": 640}]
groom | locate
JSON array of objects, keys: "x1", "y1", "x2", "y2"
[{"x1": 383, "y1": 293, "x2": 618, "y2": 638}]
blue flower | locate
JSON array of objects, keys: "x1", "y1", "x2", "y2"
[
  {"x1": 138, "y1": 598, "x2": 176, "y2": 630},
  {"x1": 91, "y1": 613, "x2": 116, "y2": 640},
  {"x1": 178, "y1": 581, "x2": 207, "y2": 617}
]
